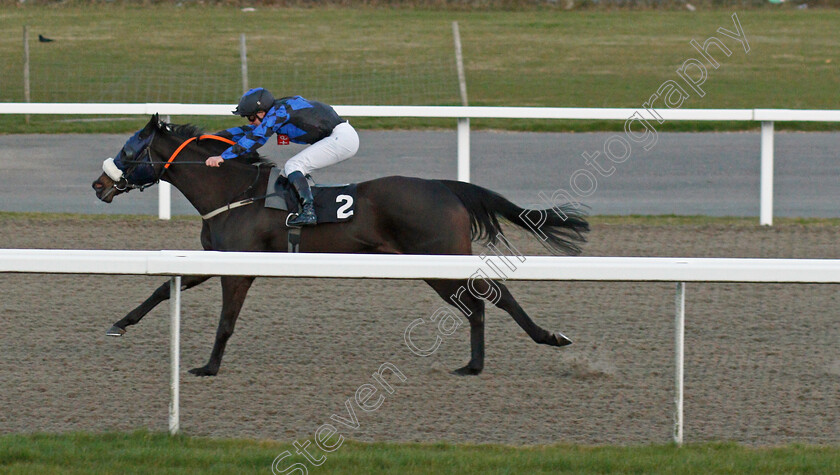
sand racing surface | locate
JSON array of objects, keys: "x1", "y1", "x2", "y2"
[{"x1": 0, "y1": 215, "x2": 838, "y2": 446}]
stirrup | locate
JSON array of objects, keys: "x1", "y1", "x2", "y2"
[
  {"x1": 286, "y1": 211, "x2": 316, "y2": 227},
  {"x1": 285, "y1": 213, "x2": 303, "y2": 228}
]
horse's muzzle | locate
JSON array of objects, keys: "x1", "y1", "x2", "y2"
[{"x1": 92, "y1": 172, "x2": 121, "y2": 203}]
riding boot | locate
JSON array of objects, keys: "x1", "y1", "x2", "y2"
[{"x1": 286, "y1": 171, "x2": 317, "y2": 226}]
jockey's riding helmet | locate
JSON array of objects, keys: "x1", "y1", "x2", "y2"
[{"x1": 232, "y1": 88, "x2": 276, "y2": 117}]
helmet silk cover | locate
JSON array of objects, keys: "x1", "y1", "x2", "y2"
[{"x1": 233, "y1": 87, "x2": 276, "y2": 116}]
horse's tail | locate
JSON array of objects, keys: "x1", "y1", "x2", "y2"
[{"x1": 438, "y1": 180, "x2": 589, "y2": 256}]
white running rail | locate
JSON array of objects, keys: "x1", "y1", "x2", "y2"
[
  {"x1": 3, "y1": 248, "x2": 840, "y2": 443},
  {"x1": 2, "y1": 103, "x2": 839, "y2": 223}
]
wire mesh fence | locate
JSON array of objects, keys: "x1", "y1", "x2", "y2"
[{"x1": 4, "y1": 32, "x2": 461, "y2": 106}]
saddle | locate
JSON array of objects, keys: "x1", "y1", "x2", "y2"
[{"x1": 265, "y1": 167, "x2": 357, "y2": 224}]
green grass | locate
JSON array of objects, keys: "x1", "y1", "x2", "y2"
[
  {"x1": 0, "y1": 431, "x2": 837, "y2": 474},
  {"x1": 0, "y1": 5, "x2": 838, "y2": 133}
]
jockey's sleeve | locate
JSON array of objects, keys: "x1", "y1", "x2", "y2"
[
  {"x1": 220, "y1": 107, "x2": 287, "y2": 160},
  {"x1": 215, "y1": 126, "x2": 254, "y2": 142}
]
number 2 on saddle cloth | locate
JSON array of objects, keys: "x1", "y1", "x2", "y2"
[{"x1": 264, "y1": 167, "x2": 356, "y2": 224}]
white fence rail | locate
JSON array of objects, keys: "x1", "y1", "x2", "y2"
[
  {"x1": 2, "y1": 103, "x2": 840, "y2": 224},
  {"x1": 3, "y1": 248, "x2": 840, "y2": 444}
]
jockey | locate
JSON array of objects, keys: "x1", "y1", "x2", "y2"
[{"x1": 206, "y1": 88, "x2": 359, "y2": 226}]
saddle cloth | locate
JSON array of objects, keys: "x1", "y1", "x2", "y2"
[{"x1": 265, "y1": 167, "x2": 357, "y2": 224}]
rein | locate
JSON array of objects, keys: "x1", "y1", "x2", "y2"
[
  {"x1": 164, "y1": 134, "x2": 236, "y2": 168},
  {"x1": 118, "y1": 134, "x2": 237, "y2": 191},
  {"x1": 159, "y1": 134, "x2": 273, "y2": 220},
  {"x1": 120, "y1": 130, "x2": 275, "y2": 220},
  {"x1": 158, "y1": 134, "x2": 236, "y2": 182}
]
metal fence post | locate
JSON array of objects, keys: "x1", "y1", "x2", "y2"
[
  {"x1": 240, "y1": 33, "x2": 248, "y2": 94},
  {"x1": 23, "y1": 26, "x2": 30, "y2": 125},
  {"x1": 452, "y1": 22, "x2": 470, "y2": 183}
]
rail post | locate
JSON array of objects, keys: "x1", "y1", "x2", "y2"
[
  {"x1": 159, "y1": 115, "x2": 172, "y2": 220},
  {"x1": 169, "y1": 275, "x2": 181, "y2": 435},
  {"x1": 760, "y1": 121, "x2": 774, "y2": 226},
  {"x1": 674, "y1": 282, "x2": 685, "y2": 446},
  {"x1": 457, "y1": 118, "x2": 470, "y2": 183}
]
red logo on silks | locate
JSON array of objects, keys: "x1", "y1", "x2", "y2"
[{"x1": 277, "y1": 134, "x2": 290, "y2": 145}]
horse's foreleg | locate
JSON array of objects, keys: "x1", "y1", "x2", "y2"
[
  {"x1": 189, "y1": 275, "x2": 255, "y2": 377},
  {"x1": 493, "y1": 282, "x2": 572, "y2": 347},
  {"x1": 425, "y1": 279, "x2": 486, "y2": 376},
  {"x1": 107, "y1": 275, "x2": 212, "y2": 336}
]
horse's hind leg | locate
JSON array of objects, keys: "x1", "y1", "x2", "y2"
[
  {"x1": 189, "y1": 275, "x2": 255, "y2": 377},
  {"x1": 107, "y1": 275, "x2": 212, "y2": 336},
  {"x1": 425, "y1": 278, "x2": 571, "y2": 376},
  {"x1": 493, "y1": 281, "x2": 572, "y2": 347},
  {"x1": 425, "y1": 279, "x2": 486, "y2": 376}
]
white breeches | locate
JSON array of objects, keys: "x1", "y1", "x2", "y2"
[{"x1": 284, "y1": 122, "x2": 359, "y2": 176}]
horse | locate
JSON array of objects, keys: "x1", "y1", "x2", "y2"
[{"x1": 91, "y1": 114, "x2": 589, "y2": 377}]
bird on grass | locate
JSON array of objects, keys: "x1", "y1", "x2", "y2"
[{"x1": 38, "y1": 34, "x2": 54, "y2": 43}]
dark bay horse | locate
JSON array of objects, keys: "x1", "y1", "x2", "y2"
[{"x1": 92, "y1": 114, "x2": 589, "y2": 376}]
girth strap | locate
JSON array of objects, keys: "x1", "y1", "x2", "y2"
[
  {"x1": 287, "y1": 227, "x2": 302, "y2": 253},
  {"x1": 201, "y1": 198, "x2": 255, "y2": 220}
]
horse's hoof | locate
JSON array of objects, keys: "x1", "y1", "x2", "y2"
[
  {"x1": 452, "y1": 365, "x2": 482, "y2": 376},
  {"x1": 188, "y1": 366, "x2": 217, "y2": 377},
  {"x1": 544, "y1": 332, "x2": 573, "y2": 347},
  {"x1": 106, "y1": 325, "x2": 126, "y2": 337}
]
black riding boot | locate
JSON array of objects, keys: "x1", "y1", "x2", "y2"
[{"x1": 287, "y1": 171, "x2": 317, "y2": 226}]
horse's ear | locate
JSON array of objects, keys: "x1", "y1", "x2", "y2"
[{"x1": 140, "y1": 114, "x2": 160, "y2": 138}]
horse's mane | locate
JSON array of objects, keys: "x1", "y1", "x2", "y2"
[
  {"x1": 159, "y1": 121, "x2": 274, "y2": 166},
  {"x1": 166, "y1": 123, "x2": 205, "y2": 140}
]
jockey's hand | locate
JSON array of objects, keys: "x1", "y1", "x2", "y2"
[{"x1": 205, "y1": 156, "x2": 224, "y2": 167}]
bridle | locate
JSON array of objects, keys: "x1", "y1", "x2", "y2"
[
  {"x1": 114, "y1": 128, "x2": 274, "y2": 220},
  {"x1": 117, "y1": 130, "x2": 237, "y2": 191}
]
